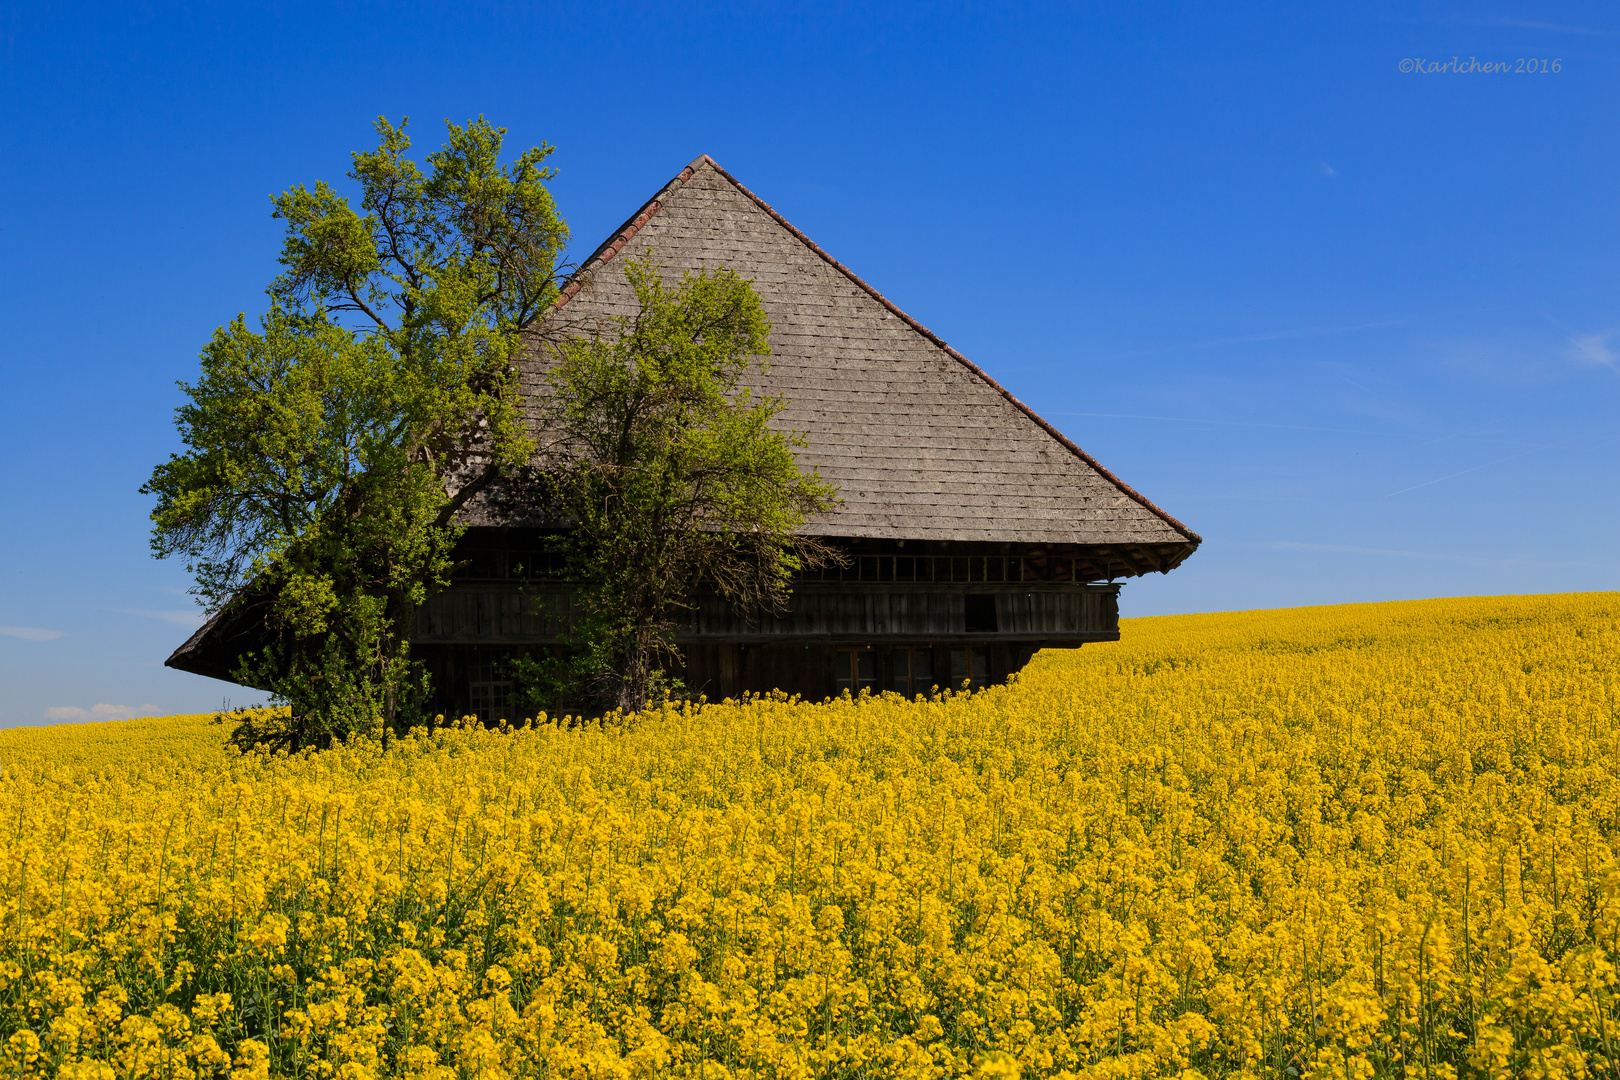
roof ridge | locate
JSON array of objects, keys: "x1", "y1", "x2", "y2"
[
  {"x1": 552, "y1": 154, "x2": 1200, "y2": 547},
  {"x1": 554, "y1": 154, "x2": 713, "y2": 306}
]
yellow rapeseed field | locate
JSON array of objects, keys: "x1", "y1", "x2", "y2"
[{"x1": 4, "y1": 592, "x2": 1620, "y2": 1079}]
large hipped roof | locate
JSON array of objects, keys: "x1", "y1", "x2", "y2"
[{"x1": 486, "y1": 155, "x2": 1198, "y2": 559}]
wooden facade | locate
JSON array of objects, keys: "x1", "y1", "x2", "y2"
[
  {"x1": 406, "y1": 532, "x2": 1126, "y2": 708},
  {"x1": 166, "y1": 155, "x2": 1200, "y2": 713}
]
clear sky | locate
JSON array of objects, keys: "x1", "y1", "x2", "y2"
[{"x1": 1, "y1": 2, "x2": 1616, "y2": 726}]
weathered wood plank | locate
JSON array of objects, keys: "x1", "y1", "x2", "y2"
[{"x1": 413, "y1": 580, "x2": 1122, "y2": 646}]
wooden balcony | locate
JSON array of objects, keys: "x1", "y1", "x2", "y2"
[{"x1": 410, "y1": 581, "x2": 1121, "y2": 647}]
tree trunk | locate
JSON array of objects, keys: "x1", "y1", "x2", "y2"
[
  {"x1": 616, "y1": 624, "x2": 663, "y2": 713},
  {"x1": 382, "y1": 587, "x2": 417, "y2": 742}
]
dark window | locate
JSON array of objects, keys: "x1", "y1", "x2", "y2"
[
  {"x1": 468, "y1": 681, "x2": 512, "y2": 720},
  {"x1": 913, "y1": 648, "x2": 934, "y2": 691},
  {"x1": 895, "y1": 556, "x2": 914, "y2": 581},
  {"x1": 949, "y1": 646, "x2": 990, "y2": 690},
  {"x1": 834, "y1": 649, "x2": 879, "y2": 695},
  {"x1": 890, "y1": 648, "x2": 935, "y2": 696},
  {"x1": 460, "y1": 550, "x2": 502, "y2": 579},
  {"x1": 964, "y1": 594, "x2": 998, "y2": 633}
]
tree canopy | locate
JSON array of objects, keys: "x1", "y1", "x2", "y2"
[
  {"x1": 144, "y1": 116, "x2": 567, "y2": 747},
  {"x1": 540, "y1": 256, "x2": 841, "y2": 712}
]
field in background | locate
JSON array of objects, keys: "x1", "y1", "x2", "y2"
[
  {"x1": 0, "y1": 712, "x2": 226, "y2": 776},
  {"x1": 3, "y1": 593, "x2": 1620, "y2": 1079}
]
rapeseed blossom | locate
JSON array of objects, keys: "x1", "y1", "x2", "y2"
[{"x1": 3, "y1": 592, "x2": 1619, "y2": 1078}]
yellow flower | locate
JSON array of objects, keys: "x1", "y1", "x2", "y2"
[{"x1": 3, "y1": 594, "x2": 1620, "y2": 1076}]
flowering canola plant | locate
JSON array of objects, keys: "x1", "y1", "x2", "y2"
[{"x1": 3, "y1": 592, "x2": 1620, "y2": 1079}]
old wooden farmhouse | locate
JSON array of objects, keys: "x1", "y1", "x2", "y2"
[{"x1": 168, "y1": 155, "x2": 1200, "y2": 715}]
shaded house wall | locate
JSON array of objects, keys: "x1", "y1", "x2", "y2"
[{"x1": 409, "y1": 532, "x2": 1133, "y2": 714}]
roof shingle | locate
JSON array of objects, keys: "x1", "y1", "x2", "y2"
[{"x1": 482, "y1": 156, "x2": 1199, "y2": 551}]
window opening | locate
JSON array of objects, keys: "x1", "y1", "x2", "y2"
[
  {"x1": 964, "y1": 594, "x2": 998, "y2": 633},
  {"x1": 890, "y1": 647, "x2": 933, "y2": 696},
  {"x1": 949, "y1": 647, "x2": 991, "y2": 690},
  {"x1": 913, "y1": 648, "x2": 934, "y2": 692},
  {"x1": 834, "y1": 649, "x2": 879, "y2": 695},
  {"x1": 468, "y1": 682, "x2": 512, "y2": 721}
]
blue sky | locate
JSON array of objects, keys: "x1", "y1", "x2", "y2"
[{"x1": 1, "y1": 2, "x2": 1616, "y2": 726}]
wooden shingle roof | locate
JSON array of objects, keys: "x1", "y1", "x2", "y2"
[{"x1": 490, "y1": 155, "x2": 1199, "y2": 561}]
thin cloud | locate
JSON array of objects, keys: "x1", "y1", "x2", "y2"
[
  {"x1": 1486, "y1": 16, "x2": 1615, "y2": 36},
  {"x1": 1050, "y1": 412, "x2": 1411, "y2": 438},
  {"x1": 1385, "y1": 461, "x2": 1511, "y2": 497},
  {"x1": 1263, "y1": 541, "x2": 1585, "y2": 570},
  {"x1": 1381, "y1": 429, "x2": 1615, "y2": 500},
  {"x1": 1413, "y1": 417, "x2": 1514, "y2": 450},
  {"x1": 1431, "y1": 334, "x2": 1578, "y2": 388},
  {"x1": 43, "y1": 703, "x2": 162, "y2": 722},
  {"x1": 1000, "y1": 319, "x2": 1404, "y2": 375},
  {"x1": 0, "y1": 626, "x2": 65, "y2": 642},
  {"x1": 1318, "y1": 161, "x2": 1336, "y2": 178},
  {"x1": 1439, "y1": 13, "x2": 1618, "y2": 35},
  {"x1": 1130, "y1": 319, "x2": 1406, "y2": 357},
  {"x1": 1568, "y1": 333, "x2": 1618, "y2": 370},
  {"x1": 112, "y1": 608, "x2": 206, "y2": 627}
]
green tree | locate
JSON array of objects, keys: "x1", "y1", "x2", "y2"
[
  {"x1": 143, "y1": 117, "x2": 567, "y2": 749},
  {"x1": 540, "y1": 256, "x2": 841, "y2": 712}
]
